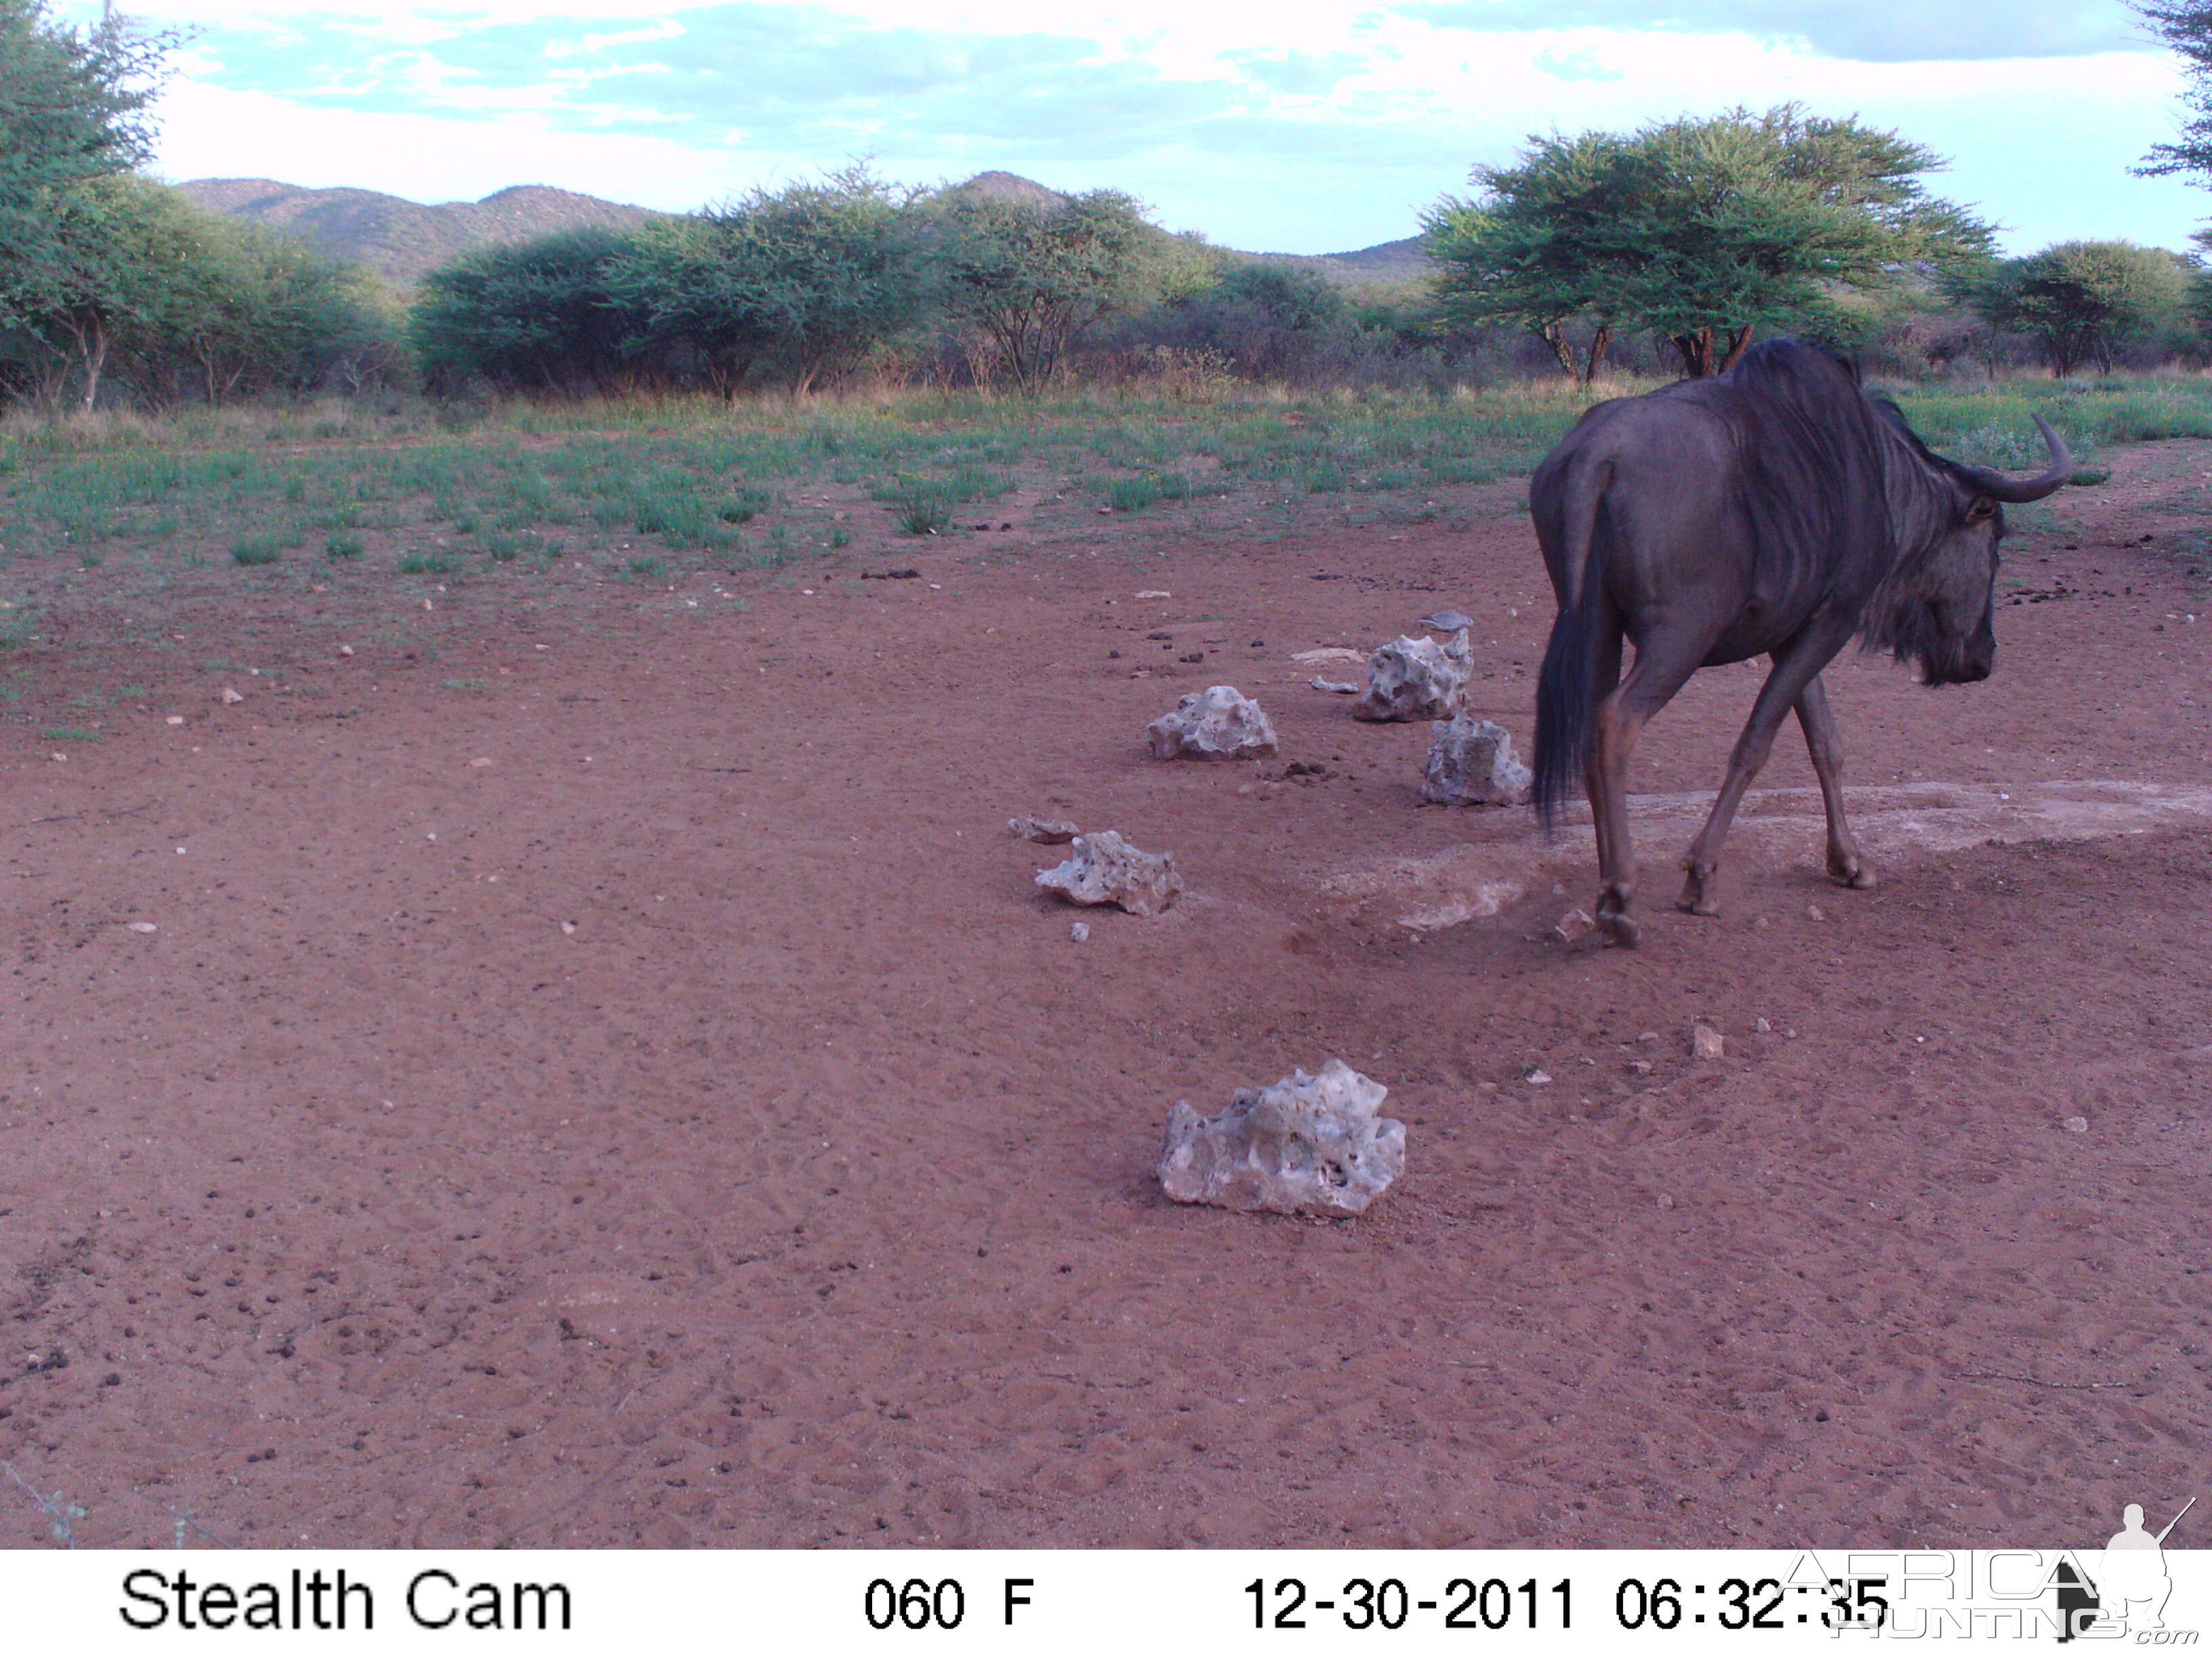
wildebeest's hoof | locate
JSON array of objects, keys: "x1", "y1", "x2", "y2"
[
  {"x1": 1597, "y1": 906, "x2": 1639, "y2": 948},
  {"x1": 1676, "y1": 865, "x2": 1720, "y2": 916},
  {"x1": 1827, "y1": 855, "x2": 1877, "y2": 890}
]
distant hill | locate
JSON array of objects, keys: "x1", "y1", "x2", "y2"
[
  {"x1": 176, "y1": 173, "x2": 1431, "y2": 291},
  {"x1": 939, "y1": 170, "x2": 1068, "y2": 210},
  {"x1": 1298, "y1": 236, "x2": 1432, "y2": 287},
  {"x1": 173, "y1": 180, "x2": 664, "y2": 287}
]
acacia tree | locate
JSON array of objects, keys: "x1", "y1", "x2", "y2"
[
  {"x1": 155, "y1": 213, "x2": 401, "y2": 403},
  {"x1": 1948, "y1": 241, "x2": 2193, "y2": 376},
  {"x1": 1423, "y1": 132, "x2": 1634, "y2": 385},
  {"x1": 0, "y1": 0, "x2": 175, "y2": 384},
  {"x1": 2136, "y1": 1, "x2": 2212, "y2": 181},
  {"x1": 412, "y1": 228, "x2": 655, "y2": 396},
  {"x1": 8, "y1": 173, "x2": 199, "y2": 409},
  {"x1": 932, "y1": 188, "x2": 1178, "y2": 392},
  {"x1": 601, "y1": 168, "x2": 930, "y2": 396},
  {"x1": 1427, "y1": 106, "x2": 1993, "y2": 380}
]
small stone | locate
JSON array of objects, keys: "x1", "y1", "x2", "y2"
[
  {"x1": 125, "y1": 922, "x2": 157, "y2": 934},
  {"x1": 1135, "y1": 589, "x2": 1171, "y2": 599},
  {"x1": 2062, "y1": 1116, "x2": 2089, "y2": 1134},
  {"x1": 1656, "y1": 1193, "x2": 1676, "y2": 1210},
  {"x1": 1691, "y1": 1023, "x2": 1726, "y2": 1061},
  {"x1": 1416, "y1": 609, "x2": 1475, "y2": 632},
  {"x1": 469, "y1": 758, "x2": 493, "y2": 769},
  {"x1": 1036, "y1": 830, "x2": 1183, "y2": 917},
  {"x1": 1309, "y1": 677, "x2": 1360, "y2": 695},
  {"x1": 1807, "y1": 903, "x2": 1826, "y2": 922},
  {"x1": 1007, "y1": 815, "x2": 1080, "y2": 844},
  {"x1": 1626, "y1": 1059, "x2": 1653, "y2": 1076},
  {"x1": 1290, "y1": 647, "x2": 1366, "y2": 665},
  {"x1": 1638, "y1": 1031, "x2": 1660, "y2": 1046},
  {"x1": 1421, "y1": 715, "x2": 1533, "y2": 806},
  {"x1": 1158, "y1": 1059, "x2": 1405, "y2": 1218},
  {"x1": 339, "y1": 645, "x2": 354, "y2": 657},
  {"x1": 1146, "y1": 685, "x2": 1277, "y2": 760},
  {"x1": 560, "y1": 920, "x2": 577, "y2": 935},
  {"x1": 165, "y1": 715, "x2": 184, "y2": 726},
  {"x1": 1754, "y1": 914, "x2": 1770, "y2": 930},
  {"x1": 1553, "y1": 908, "x2": 1595, "y2": 943},
  {"x1": 1353, "y1": 630, "x2": 1471, "y2": 722},
  {"x1": 220, "y1": 687, "x2": 245, "y2": 704},
  {"x1": 1069, "y1": 921, "x2": 1090, "y2": 942},
  {"x1": 1526, "y1": 1069, "x2": 1552, "y2": 1086},
  {"x1": 1754, "y1": 1017, "x2": 1772, "y2": 1034}
]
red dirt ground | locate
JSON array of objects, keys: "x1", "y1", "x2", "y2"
[{"x1": 1, "y1": 438, "x2": 2207, "y2": 1550}]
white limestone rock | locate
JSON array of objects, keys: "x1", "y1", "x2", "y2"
[
  {"x1": 1157, "y1": 1059, "x2": 1406, "y2": 1218},
  {"x1": 1419, "y1": 716, "x2": 1533, "y2": 806},
  {"x1": 1353, "y1": 630, "x2": 1471, "y2": 722},
  {"x1": 1146, "y1": 684, "x2": 1277, "y2": 760},
  {"x1": 1036, "y1": 830, "x2": 1183, "y2": 917}
]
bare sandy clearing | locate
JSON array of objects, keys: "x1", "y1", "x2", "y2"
[{"x1": 0, "y1": 437, "x2": 2205, "y2": 1550}]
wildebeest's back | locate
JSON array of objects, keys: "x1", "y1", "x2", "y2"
[{"x1": 1532, "y1": 343, "x2": 1900, "y2": 643}]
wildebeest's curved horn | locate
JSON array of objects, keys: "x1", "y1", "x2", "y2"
[{"x1": 1961, "y1": 415, "x2": 2072, "y2": 503}]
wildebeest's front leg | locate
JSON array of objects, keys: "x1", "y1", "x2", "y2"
[
  {"x1": 1677, "y1": 619, "x2": 1857, "y2": 917},
  {"x1": 1794, "y1": 674, "x2": 1875, "y2": 890}
]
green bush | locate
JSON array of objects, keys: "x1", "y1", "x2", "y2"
[
  {"x1": 1108, "y1": 476, "x2": 1162, "y2": 512},
  {"x1": 232, "y1": 531, "x2": 287, "y2": 565}
]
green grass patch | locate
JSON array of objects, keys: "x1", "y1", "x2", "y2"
[
  {"x1": 1107, "y1": 476, "x2": 1162, "y2": 513},
  {"x1": 231, "y1": 531, "x2": 291, "y2": 566}
]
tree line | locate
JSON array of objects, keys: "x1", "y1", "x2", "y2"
[
  {"x1": 7, "y1": 0, "x2": 2212, "y2": 415},
  {"x1": 0, "y1": 2, "x2": 403, "y2": 411},
  {"x1": 1423, "y1": 102, "x2": 2206, "y2": 386}
]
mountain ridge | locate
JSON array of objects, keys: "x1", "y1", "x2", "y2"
[{"x1": 174, "y1": 174, "x2": 1431, "y2": 289}]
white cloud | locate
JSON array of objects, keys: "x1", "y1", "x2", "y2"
[{"x1": 105, "y1": 1, "x2": 2212, "y2": 254}]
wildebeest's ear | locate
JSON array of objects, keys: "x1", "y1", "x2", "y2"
[{"x1": 1966, "y1": 495, "x2": 1999, "y2": 523}]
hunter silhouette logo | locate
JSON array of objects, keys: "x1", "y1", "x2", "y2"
[{"x1": 2055, "y1": 1495, "x2": 2195, "y2": 1641}]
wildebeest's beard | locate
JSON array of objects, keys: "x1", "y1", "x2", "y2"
[{"x1": 1860, "y1": 536, "x2": 1998, "y2": 686}]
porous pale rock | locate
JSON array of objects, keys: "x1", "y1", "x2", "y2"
[
  {"x1": 1353, "y1": 630, "x2": 1471, "y2": 722},
  {"x1": 1420, "y1": 716, "x2": 1533, "y2": 806},
  {"x1": 1036, "y1": 831, "x2": 1183, "y2": 916},
  {"x1": 1146, "y1": 685, "x2": 1277, "y2": 760},
  {"x1": 1158, "y1": 1059, "x2": 1405, "y2": 1217}
]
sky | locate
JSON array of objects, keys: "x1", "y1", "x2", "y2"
[{"x1": 77, "y1": 0, "x2": 2212, "y2": 257}]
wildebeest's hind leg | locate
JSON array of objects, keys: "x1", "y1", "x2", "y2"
[
  {"x1": 1677, "y1": 619, "x2": 1858, "y2": 917},
  {"x1": 1795, "y1": 674, "x2": 1876, "y2": 890},
  {"x1": 1580, "y1": 623, "x2": 1626, "y2": 926},
  {"x1": 1588, "y1": 625, "x2": 1702, "y2": 948}
]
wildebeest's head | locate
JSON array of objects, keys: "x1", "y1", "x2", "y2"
[{"x1": 1864, "y1": 410, "x2": 2071, "y2": 686}]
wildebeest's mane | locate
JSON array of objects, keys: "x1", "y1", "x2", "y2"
[{"x1": 1715, "y1": 340, "x2": 1897, "y2": 594}]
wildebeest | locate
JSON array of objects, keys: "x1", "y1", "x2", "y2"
[{"x1": 1530, "y1": 339, "x2": 2070, "y2": 947}]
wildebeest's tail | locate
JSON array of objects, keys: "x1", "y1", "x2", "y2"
[{"x1": 1532, "y1": 462, "x2": 1610, "y2": 834}]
